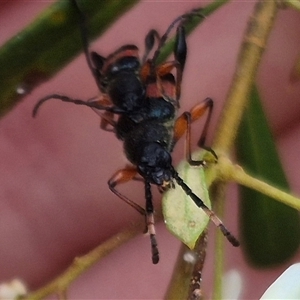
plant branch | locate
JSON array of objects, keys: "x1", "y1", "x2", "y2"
[
  {"x1": 210, "y1": 183, "x2": 226, "y2": 300},
  {"x1": 24, "y1": 219, "x2": 147, "y2": 300},
  {"x1": 282, "y1": 0, "x2": 300, "y2": 11},
  {"x1": 165, "y1": 244, "x2": 196, "y2": 300},
  {"x1": 212, "y1": 0, "x2": 279, "y2": 153},
  {"x1": 216, "y1": 155, "x2": 300, "y2": 211}
]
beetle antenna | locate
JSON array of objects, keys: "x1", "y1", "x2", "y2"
[
  {"x1": 32, "y1": 94, "x2": 123, "y2": 117},
  {"x1": 172, "y1": 169, "x2": 240, "y2": 247}
]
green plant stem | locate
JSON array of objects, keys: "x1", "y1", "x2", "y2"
[
  {"x1": 24, "y1": 219, "x2": 147, "y2": 300},
  {"x1": 212, "y1": 0, "x2": 278, "y2": 153},
  {"x1": 283, "y1": 0, "x2": 300, "y2": 11},
  {"x1": 216, "y1": 155, "x2": 300, "y2": 211},
  {"x1": 211, "y1": 183, "x2": 226, "y2": 300}
]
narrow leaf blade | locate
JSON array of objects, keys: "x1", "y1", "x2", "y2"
[
  {"x1": 0, "y1": 0, "x2": 138, "y2": 116},
  {"x1": 236, "y1": 86, "x2": 300, "y2": 267}
]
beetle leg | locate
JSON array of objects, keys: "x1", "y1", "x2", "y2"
[
  {"x1": 108, "y1": 167, "x2": 160, "y2": 264},
  {"x1": 173, "y1": 25, "x2": 187, "y2": 105},
  {"x1": 145, "y1": 181, "x2": 159, "y2": 264},
  {"x1": 143, "y1": 29, "x2": 160, "y2": 64},
  {"x1": 147, "y1": 25, "x2": 186, "y2": 107},
  {"x1": 108, "y1": 167, "x2": 145, "y2": 215},
  {"x1": 172, "y1": 97, "x2": 216, "y2": 165}
]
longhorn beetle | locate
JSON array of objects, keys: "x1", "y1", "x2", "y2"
[{"x1": 33, "y1": 0, "x2": 239, "y2": 264}]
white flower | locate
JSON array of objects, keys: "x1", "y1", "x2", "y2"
[
  {"x1": 0, "y1": 279, "x2": 27, "y2": 300},
  {"x1": 260, "y1": 263, "x2": 300, "y2": 299},
  {"x1": 222, "y1": 269, "x2": 243, "y2": 300}
]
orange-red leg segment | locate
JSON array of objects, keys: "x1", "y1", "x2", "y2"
[
  {"x1": 173, "y1": 97, "x2": 214, "y2": 165},
  {"x1": 108, "y1": 166, "x2": 145, "y2": 215},
  {"x1": 108, "y1": 166, "x2": 160, "y2": 264}
]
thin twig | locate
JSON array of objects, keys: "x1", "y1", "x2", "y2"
[
  {"x1": 188, "y1": 232, "x2": 208, "y2": 300},
  {"x1": 24, "y1": 219, "x2": 148, "y2": 300},
  {"x1": 164, "y1": 233, "x2": 208, "y2": 300},
  {"x1": 210, "y1": 183, "x2": 226, "y2": 300},
  {"x1": 212, "y1": 0, "x2": 279, "y2": 153},
  {"x1": 217, "y1": 155, "x2": 300, "y2": 211}
]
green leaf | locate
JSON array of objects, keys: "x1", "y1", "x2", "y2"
[
  {"x1": 162, "y1": 154, "x2": 211, "y2": 249},
  {"x1": 236, "y1": 86, "x2": 300, "y2": 267},
  {"x1": 0, "y1": 0, "x2": 138, "y2": 117}
]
